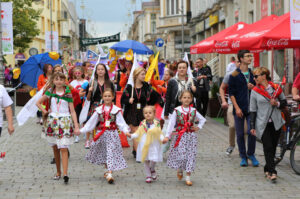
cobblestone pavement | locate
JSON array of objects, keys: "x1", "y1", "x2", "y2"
[{"x1": 0, "y1": 107, "x2": 300, "y2": 199}]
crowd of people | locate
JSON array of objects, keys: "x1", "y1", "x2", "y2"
[{"x1": 1, "y1": 49, "x2": 300, "y2": 187}]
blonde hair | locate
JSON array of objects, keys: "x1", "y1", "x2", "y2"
[
  {"x1": 179, "y1": 90, "x2": 193, "y2": 99},
  {"x1": 143, "y1": 105, "x2": 156, "y2": 115},
  {"x1": 133, "y1": 67, "x2": 145, "y2": 86},
  {"x1": 253, "y1": 67, "x2": 271, "y2": 81}
]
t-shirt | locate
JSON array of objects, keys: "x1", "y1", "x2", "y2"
[
  {"x1": 222, "y1": 72, "x2": 232, "y2": 105},
  {"x1": 70, "y1": 79, "x2": 88, "y2": 91},
  {"x1": 242, "y1": 72, "x2": 249, "y2": 83},
  {"x1": 293, "y1": 72, "x2": 300, "y2": 90},
  {"x1": 0, "y1": 85, "x2": 13, "y2": 127}
]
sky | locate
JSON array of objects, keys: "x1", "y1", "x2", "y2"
[{"x1": 70, "y1": 0, "x2": 149, "y2": 40}]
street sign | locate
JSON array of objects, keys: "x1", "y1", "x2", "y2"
[{"x1": 155, "y1": 38, "x2": 164, "y2": 47}]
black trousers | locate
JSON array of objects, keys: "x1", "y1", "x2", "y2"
[
  {"x1": 261, "y1": 122, "x2": 281, "y2": 175},
  {"x1": 196, "y1": 90, "x2": 209, "y2": 117}
]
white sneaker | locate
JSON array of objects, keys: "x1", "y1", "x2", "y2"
[
  {"x1": 85, "y1": 140, "x2": 90, "y2": 149},
  {"x1": 75, "y1": 136, "x2": 80, "y2": 143}
]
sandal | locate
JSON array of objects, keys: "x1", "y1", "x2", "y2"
[
  {"x1": 185, "y1": 176, "x2": 192, "y2": 186},
  {"x1": 270, "y1": 174, "x2": 277, "y2": 182},
  {"x1": 104, "y1": 171, "x2": 109, "y2": 178},
  {"x1": 106, "y1": 173, "x2": 114, "y2": 184},
  {"x1": 177, "y1": 171, "x2": 183, "y2": 180},
  {"x1": 264, "y1": 172, "x2": 270, "y2": 178}
]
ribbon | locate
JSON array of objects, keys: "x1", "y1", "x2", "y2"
[{"x1": 93, "y1": 122, "x2": 117, "y2": 142}]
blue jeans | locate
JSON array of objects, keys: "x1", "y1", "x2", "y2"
[{"x1": 234, "y1": 115, "x2": 256, "y2": 159}]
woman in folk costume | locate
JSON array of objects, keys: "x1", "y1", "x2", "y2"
[
  {"x1": 80, "y1": 89, "x2": 130, "y2": 184},
  {"x1": 249, "y1": 67, "x2": 287, "y2": 182},
  {"x1": 127, "y1": 106, "x2": 164, "y2": 183},
  {"x1": 36, "y1": 72, "x2": 80, "y2": 184},
  {"x1": 163, "y1": 90, "x2": 206, "y2": 186},
  {"x1": 84, "y1": 63, "x2": 115, "y2": 149},
  {"x1": 121, "y1": 67, "x2": 161, "y2": 158}
]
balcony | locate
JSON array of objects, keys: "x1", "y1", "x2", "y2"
[{"x1": 57, "y1": 11, "x2": 68, "y2": 21}]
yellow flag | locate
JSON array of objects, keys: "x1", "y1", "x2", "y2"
[{"x1": 144, "y1": 52, "x2": 160, "y2": 82}]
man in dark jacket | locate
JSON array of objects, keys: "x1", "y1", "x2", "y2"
[
  {"x1": 193, "y1": 58, "x2": 212, "y2": 117},
  {"x1": 228, "y1": 50, "x2": 259, "y2": 167}
]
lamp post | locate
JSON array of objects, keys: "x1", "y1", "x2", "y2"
[
  {"x1": 50, "y1": 0, "x2": 53, "y2": 51},
  {"x1": 0, "y1": 1, "x2": 4, "y2": 84},
  {"x1": 181, "y1": 0, "x2": 184, "y2": 56}
]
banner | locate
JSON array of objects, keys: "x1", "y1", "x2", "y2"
[
  {"x1": 1, "y1": 2, "x2": 13, "y2": 54},
  {"x1": 86, "y1": 50, "x2": 98, "y2": 62},
  {"x1": 45, "y1": 31, "x2": 59, "y2": 51},
  {"x1": 290, "y1": 0, "x2": 300, "y2": 40},
  {"x1": 80, "y1": 33, "x2": 120, "y2": 47}
]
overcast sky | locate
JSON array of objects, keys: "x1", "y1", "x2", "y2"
[{"x1": 71, "y1": 0, "x2": 148, "y2": 40}]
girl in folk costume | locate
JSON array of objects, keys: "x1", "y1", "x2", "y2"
[
  {"x1": 126, "y1": 106, "x2": 164, "y2": 183},
  {"x1": 70, "y1": 67, "x2": 88, "y2": 143},
  {"x1": 250, "y1": 67, "x2": 287, "y2": 182},
  {"x1": 121, "y1": 67, "x2": 161, "y2": 158},
  {"x1": 80, "y1": 89, "x2": 130, "y2": 184},
  {"x1": 163, "y1": 90, "x2": 206, "y2": 186},
  {"x1": 84, "y1": 63, "x2": 115, "y2": 149},
  {"x1": 36, "y1": 72, "x2": 80, "y2": 184}
]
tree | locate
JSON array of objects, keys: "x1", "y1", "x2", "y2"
[{"x1": 2, "y1": 0, "x2": 41, "y2": 53}]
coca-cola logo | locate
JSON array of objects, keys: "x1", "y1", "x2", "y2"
[
  {"x1": 266, "y1": 39, "x2": 289, "y2": 47},
  {"x1": 215, "y1": 41, "x2": 229, "y2": 48},
  {"x1": 231, "y1": 41, "x2": 240, "y2": 48}
]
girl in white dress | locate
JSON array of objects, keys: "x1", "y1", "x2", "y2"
[
  {"x1": 80, "y1": 89, "x2": 130, "y2": 184},
  {"x1": 36, "y1": 72, "x2": 80, "y2": 184},
  {"x1": 127, "y1": 106, "x2": 164, "y2": 183},
  {"x1": 163, "y1": 90, "x2": 206, "y2": 186}
]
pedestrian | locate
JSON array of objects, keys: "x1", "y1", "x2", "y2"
[
  {"x1": 36, "y1": 72, "x2": 80, "y2": 184},
  {"x1": 192, "y1": 58, "x2": 212, "y2": 117},
  {"x1": 119, "y1": 60, "x2": 133, "y2": 91},
  {"x1": 219, "y1": 59, "x2": 239, "y2": 155},
  {"x1": 80, "y1": 89, "x2": 130, "y2": 184},
  {"x1": 121, "y1": 67, "x2": 160, "y2": 159},
  {"x1": 163, "y1": 90, "x2": 206, "y2": 186},
  {"x1": 226, "y1": 56, "x2": 237, "y2": 74},
  {"x1": 126, "y1": 106, "x2": 164, "y2": 183},
  {"x1": 0, "y1": 84, "x2": 14, "y2": 137},
  {"x1": 292, "y1": 72, "x2": 300, "y2": 101},
  {"x1": 70, "y1": 67, "x2": 88, "y2": 143},
  {"x1": 250, "y1": 67, "x2": 287, "y2": 182},
  {"x1": 228, "y1": 50, "x2": 259, "y2": 167},
  {"x1": 84, "y1": 63, "x2": 115, "y2": 149}
]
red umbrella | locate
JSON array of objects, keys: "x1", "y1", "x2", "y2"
[
  {"x1": 190, "y1": 22, "x2": 248, "y2": 54},
  {"x1": 216, "y1": 13, "x2": 300, "y2": 52}
]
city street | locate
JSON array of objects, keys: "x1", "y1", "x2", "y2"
[{"x1": 0, "y1": 107, "x2": 300, "y2": 199}]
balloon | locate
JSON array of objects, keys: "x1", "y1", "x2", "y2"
[
  {"x1": 29, "y1": 88, "x2": 36, "y2": 97},
  {"x1": 125, "y1": 49, "x2": 133, "y2": 61},
  {"x1": 13, "y1": 68, "x2": 21, "y2": 79},
  {"x1": 49, "y1": 52, "x2": 59, "y2": 60}
]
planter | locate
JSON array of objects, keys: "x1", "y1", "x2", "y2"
[
  {"x1": 207, "y1": 98, "x2": 221, "y2": 118},
  {"x1": 16, "y1": 91, "x2": 31, "y2": 106}
]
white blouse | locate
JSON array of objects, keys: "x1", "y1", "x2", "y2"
[{"x1": 48, "y1": 91, "x2": 71, "y2": 117}]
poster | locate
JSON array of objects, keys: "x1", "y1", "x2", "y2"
[
  {"x1": 45, "y1": 31, "x2": 59, "y2": 52},
  {"x1": 1, "y1": 2, "x2": 13, "y2": 55},
  {"x1": 291, "y1": 0, "x2": 300, "y2": 40}
]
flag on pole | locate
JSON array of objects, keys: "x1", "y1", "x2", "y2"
[
  {"x1": 145, "y1": 51, "x2": 160, "y2": 82},
  {"x1": 127, "y1": 53, "x2": 139, "y2": 87},
  {"x1": 97, "y1": 43, "x2": 107, "y2": 57}
]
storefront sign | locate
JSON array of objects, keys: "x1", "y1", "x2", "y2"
[
  {"x1": 195, "y1": 21, "x2": 204, "y2": 33},
  {"x1": 1, "y1": 2, "x2": 13, "y2": 55},
  {"x1": 15, "y1": 53, "x2": 26, "y2": 60},
  {"x1": 209, "y1": 15, "x2": 219, "y2": 27}
]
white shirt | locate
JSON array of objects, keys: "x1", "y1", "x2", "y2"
[{"x1": 0, "y1": 85, "x2": 13, "y2": 127}]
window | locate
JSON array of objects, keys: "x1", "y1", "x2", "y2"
[
  {"x1": 171, "y1": 0, "x2": 174, "y2": 15},
  {"x1": 52, "y1": 0, "x2": 55, "y2": 11},
  {"x1": 48, "y1": 19, "x2": 51, "y2": 31},
  {"x1": 151, "y1": 14, "x2": 156, "y2": 33},
  {"x1": 176, "y1": 0, "x2": 179, "y2": 14},
  {"x1": 167, "y1": 0, "x2": 170, "y2": 15},
  {"x1": 41, "y1": 17, "x2": 45, "y2": 33}
]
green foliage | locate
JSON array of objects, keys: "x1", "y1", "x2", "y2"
[
  {"x1": 210, "y1": 83, "x2": 219, "y2": 99},
  {"x1": 2, "y1": 0, "x2": 41, "y2": 52}
]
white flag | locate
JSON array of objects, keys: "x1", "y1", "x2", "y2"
[
  {"x1": 290, "y1": 0, "x2": 300, "y2": 40},
  {"x1": 97, "y1": 43, "x2": 107, "y2": 57},
  {"x1": 183, "y1": 52, "x2": 194, "y2": 77},
  {"x1": 127, "y1": 53, "x2": 139, "y2": 87}
]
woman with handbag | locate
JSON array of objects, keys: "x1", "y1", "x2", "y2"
[{"x1": 249, "y1": 67, "x2": 287, "y2": 182}]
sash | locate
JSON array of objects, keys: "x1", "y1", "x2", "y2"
[{"x1": 252, "y1": 82, "x2": 282, "y2": 100}]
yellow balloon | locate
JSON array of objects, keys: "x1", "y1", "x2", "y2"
[
  {"x1": 29, "y1": 89, "x2": 37, "y2": 97},
  {"x1": 125, "y1": 49, "x2": 133, "y2": 61},
  {"x1": 13, "y1": 68, "x2": 21, "y2": 79},
  {"x1": 49, "y1": 52, "x2": 59, "y2": 60}
]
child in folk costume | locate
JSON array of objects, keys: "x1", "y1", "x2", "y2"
[
  {"x1": 126, "y1": 106, "x2": 164, "y2": 183},
  {"x1": 80, "y1": 89, "x2": 130, "y2": 184},
  {"x1": 36, "y1": 72, "x2": 80, "y2": 184},
  {"x1": 163, "y1": 90, "x2": 206, "y2": 186}
]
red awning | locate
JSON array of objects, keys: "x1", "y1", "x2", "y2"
[
  {"x1": 215, "y1": 12, "x2": 300, "y2": 52},
  {"x1": 190, "y1": 22, "x2": 248, "y2": 54}
]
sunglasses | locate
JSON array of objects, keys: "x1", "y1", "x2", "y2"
[
  {"x1": 253, "y1": 74, "x2": 262, "y2": 79},
  {"x1": 74, "y1": 72, "x2": 82, "y2": 75}
]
